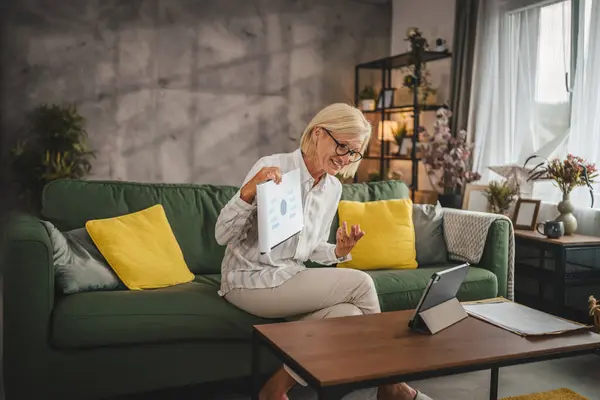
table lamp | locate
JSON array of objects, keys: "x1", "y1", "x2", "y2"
[{"x1": 378, "y1": 120, "x2": 398, "y2": 156}]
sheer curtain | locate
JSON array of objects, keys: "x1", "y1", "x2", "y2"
[
  {"x1": 468, "y1": 0, "x2": 573, "y2": 202},
  {"x1": 565, "y1": 0, "x2": 600, "y2": 207}
]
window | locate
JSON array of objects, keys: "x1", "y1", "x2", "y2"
[
  {"x1": 533, "y1": 0, "x2": 593, "y2": 106},
  {"x1": 583, "y1": 0, "x2": 592, "y2": 61},
  {"x1": 535, "y1": 1, "x2": 571, "y2": 105},
  {"x1": 471, "y1": 0, "x2": 598, "y2": 206}
]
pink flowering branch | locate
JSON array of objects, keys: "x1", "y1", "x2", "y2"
[{"x1": 420, "y1": 108, "x2": 481, "y2": 195}]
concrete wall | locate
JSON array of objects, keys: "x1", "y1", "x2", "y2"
[{"x1": 1, "y1": 0, "x2": 390, "y2": 186}]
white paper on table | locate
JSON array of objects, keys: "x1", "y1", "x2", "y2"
[{"x1": 256, "y1": 168, "x2": 304, "y2": 254}]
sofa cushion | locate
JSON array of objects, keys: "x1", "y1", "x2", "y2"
[
  {"x1": 337, "y1": 199, "x2": 417, "y2": 271},
  {"x1": 40, "y1": 179, "x2": 238, "y2": 275},
  {"x1": 367, "y1": 264, "x2": 498, "y2": 312},
  {"x1": 51, "y1": 279, "x2": 274, "y2": 349},
  {"x1": 412, "y1": 202, "x2": 448, "y2": 265},
  {"x1": 40, "y1": 220, "x2": 125, "y2": 294},
  {"x1": 85, "y1": 204, "x2": 194, "y2": 290},
  {"x1": 324, "y1": 180, "x2": 411, "y2": 249}
]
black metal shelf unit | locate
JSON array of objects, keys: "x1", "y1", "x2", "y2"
[{"x1": 354, "y1": 46, "x2": 452, "y2": 201}]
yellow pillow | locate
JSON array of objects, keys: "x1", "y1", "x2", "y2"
[
  {"x1": 336, "y1": 198, "x2": 417, "y2": 270},
  {"x1": 85, "y1": 204, "x2": 194, "y2": 290}
]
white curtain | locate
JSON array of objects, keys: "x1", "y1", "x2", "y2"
[
  {"x1": 565, "y1": 0, "x2": 600, "y2": 208},
  {"x1": 468, "y1": 0, "x2": 573, "y2": 203}
]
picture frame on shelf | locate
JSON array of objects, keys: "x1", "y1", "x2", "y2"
[
  {"x1": 377, "y1": 88, "x2": 396, "y2": 109},
  {"x1": 513, "y1": 198, "x2": 541, "y2": 230},
  {"x1": 462, "y1": 184, "x2": 490, "y2": 212}
]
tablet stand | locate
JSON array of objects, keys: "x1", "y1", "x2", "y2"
[{"x1": 410, "y1": 297, "x2": 468, "y2": 335}]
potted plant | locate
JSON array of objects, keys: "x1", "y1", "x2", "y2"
[
  {"x1": 483, "y1": 180, "x2": 520, "y2": 215},
  {"x1": 421, "y1": 107, "x2": 481, "y2": 208},
  {"x1": 401, "y1": 66, "x2": 437, "y2": 106},
  {"x1": 524, "y1": 154, "x2": 598, "y2": 234},
  {"x1": 10, "y1": 103, "x2": 95, "y2": 213},
  {"x1": 392, "y1": 122, "x2": 408, "y2": 155},
  {"x1": 358, "y1": 86, "x2": 376, "y2": 111}
]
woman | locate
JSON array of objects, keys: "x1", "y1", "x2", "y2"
[{"x1": 215, "y1": 103, "x2": 431, "y2": 400}]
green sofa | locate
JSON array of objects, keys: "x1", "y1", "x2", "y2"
[{"x1": 3, "y1": 179, "x2": 511, "y2": 399}]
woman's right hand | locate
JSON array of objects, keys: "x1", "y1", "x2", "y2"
[{"x1": 240, "y1": 166, "x2": 282, "y2": 204}]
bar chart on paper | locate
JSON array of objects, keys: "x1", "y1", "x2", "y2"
[{"x1": 256, "y1": 168, "x2": 304, "y2": 254}]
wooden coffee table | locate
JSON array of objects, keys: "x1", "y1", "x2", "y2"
[{"x1": 251, "y1": 309, "x2": 600, "y2": 400}]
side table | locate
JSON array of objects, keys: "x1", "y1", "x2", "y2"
[{"x1": 514, "y1": 230, "x2": 600, "y2": 324}]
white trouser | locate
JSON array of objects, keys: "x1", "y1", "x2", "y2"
[{"x1": 225, "y1": 267, "x2": 381, "y2": 388}]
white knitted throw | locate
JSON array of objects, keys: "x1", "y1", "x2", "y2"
[{"x1": 442, "y1": 209, "x2": 515, "y2": 301}]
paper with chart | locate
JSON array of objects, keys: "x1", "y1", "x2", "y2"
[{"x1": 256, "y1": 168, "x2": 304, "y2": 254}]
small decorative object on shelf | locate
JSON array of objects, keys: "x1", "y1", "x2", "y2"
[
  {"x1": 358, "y1": 86, "x2": 376, "y2": 111},
  {"x1": 405, "y1": 27, "x2": 428, "y2": 51},
  {"x1": 483, "y1": 180, "x2": 520, "y2": 215},
  {"x1": 376, "y1": 88, "x2": 396, "y2": 109},
  {"x1": 434, "y1": 38, "x2": 448, "y2": 52},
  {"x1": 393, "y1": 123, "x2": 408, "y2": 156},
  {"x1": 420, "y1": 107, "x2": 481, "y2": 208},
  {"x1": 524, "y1": 154, "x2": 598, "y2": 235}
]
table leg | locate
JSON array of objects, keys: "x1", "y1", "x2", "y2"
[
  {"x1": 490, "y1": 366, "x2": 499, "y2": 400},
  {"x1": 252, "y1": 330, "x2": 261, "y2": 400},
  {"x1": 318, "y1": 387, "x2": 342, "y2": 400}
]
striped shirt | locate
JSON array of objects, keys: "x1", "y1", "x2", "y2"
[{"x1": 215, "y1": 148, "x2": 351, "y2": 296}]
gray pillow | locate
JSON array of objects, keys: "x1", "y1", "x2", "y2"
[
  {"x1": 41, "y1": 221, "x2": 125, "y2": 294},
  {"x1": 412, "y1": 202, "x2": 448, "y2": 266}
]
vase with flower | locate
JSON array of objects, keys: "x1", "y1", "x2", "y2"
[
  {"x1": 420, "y1": 107, "x2": 481, "y2": 208},
  {"x1": 525, "y1": 154, "x2": 598, "y2": 235}
]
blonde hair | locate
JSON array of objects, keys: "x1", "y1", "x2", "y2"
[{"x1": 300, "y1": 103, "x2": 372, "y2": 179}]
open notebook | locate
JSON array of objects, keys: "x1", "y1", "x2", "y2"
[
  {"x1": 256, "y1": 168, "x2": 304, "y2": 254},
  {"x1": 462, "y1": 297, "x2": 592, "y2": 337}
]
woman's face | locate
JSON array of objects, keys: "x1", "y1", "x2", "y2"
[{"x1": 314, "y1": 127, "x2": 364, "y2": 176}]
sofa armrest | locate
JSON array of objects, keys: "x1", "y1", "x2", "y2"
[
  {"x1": 3, "y1": 213, "x2": 55, "y2": 387},
  {"x1": 476, "y1": 219, "x2": 510, "y2": 298},
  {"x1": 443, "y1": 209, "x2": 512, "y2": 299}
]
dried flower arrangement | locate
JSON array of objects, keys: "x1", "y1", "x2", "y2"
[
  {"x1": 483, "y1": 180, "x2": 520, "y2": 215},
  {"x1": 421, "y1": 107, "x2": 481, "y2": 195},
  {"x1": 525, "y1": 154, "x2": 598, "y2": 207}
]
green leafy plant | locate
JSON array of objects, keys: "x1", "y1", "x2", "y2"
[
  {"x1": 368, "y1": 171, "x2": 381, "y2": 182},
  {"x1": 402, "y1": 67, "x2": 437, "y2": 105},
  {"x1": 359, "y1": 86, "x2": 376, "y2": 100},
  {"x1": 483, "y1": 180, "x2": 520, "y2": 215},
  {"x1": 10, "y1": 103, "x2": 95, "y2": 212},
  {"x1": 393, "y1": 122, "x2": 408, "y2": 147}
]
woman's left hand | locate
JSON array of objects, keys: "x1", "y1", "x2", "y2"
[{"x1": 335, "y1": 221, "x2": 365, "y2": 258}]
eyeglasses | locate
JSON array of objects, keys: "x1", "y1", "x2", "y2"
[{"x1": 322, "y1": 128, "x2": 363, "y2": 162}]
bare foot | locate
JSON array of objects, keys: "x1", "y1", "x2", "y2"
[
  {"x1": 259, "y1": 367, "x2": 296, "y2": 400},
  {"x1": 378, "y1": 383, "x2": 418, "y2": 400}
]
